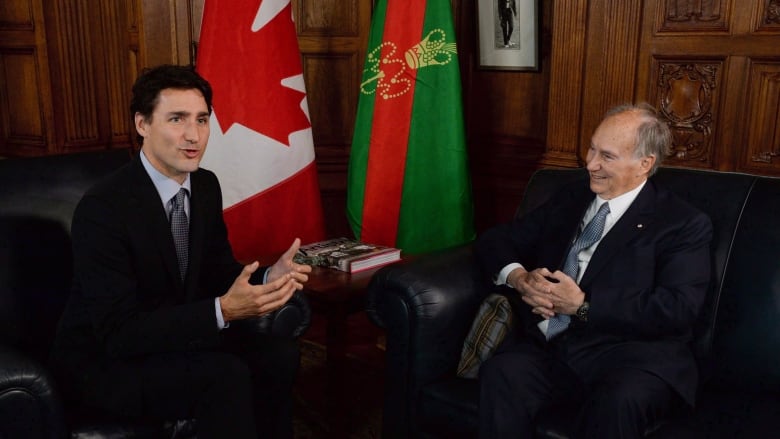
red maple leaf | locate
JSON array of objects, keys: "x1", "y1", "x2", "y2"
[{"x1": 197, "y1": 0, "x2": 309, "y2": 146}]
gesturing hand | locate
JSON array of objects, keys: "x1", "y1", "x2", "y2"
[
  {"x1": 267, "y1": 238, "x2": 312, "y2": 286},
  {"x1": 219, "y1": 261, "x2": 302, "y2": 322}
]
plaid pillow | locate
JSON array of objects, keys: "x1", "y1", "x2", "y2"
[{"x1": 456, "y1": 293, "x2": 514, "y2": 379}]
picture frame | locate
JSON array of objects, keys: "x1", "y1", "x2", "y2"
[{"x1": 476, "y1": 0, "x2": 539, "y2": 71}]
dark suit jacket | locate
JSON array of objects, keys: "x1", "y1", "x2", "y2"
[
  {"x1": 51, "y1": 155, "x2": 262, "y2": 409},
  {"x1": 475, "y1": 175, "x2": 712, "y2": 405}
]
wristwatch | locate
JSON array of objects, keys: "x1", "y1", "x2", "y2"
[{"x1": 576, "y1": 301, "x2": 590, "y2": 322}]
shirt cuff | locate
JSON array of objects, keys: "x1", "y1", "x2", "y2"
[
  {"x1": 497, "y1": 263, "x2": 524, "y2": 286},
  {"x1": 215, "y1": 297, "x2": 228, "y2": 330}
]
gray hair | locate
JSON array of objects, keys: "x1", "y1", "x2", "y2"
[{"x1": 603, "y1": 103, "x2": 671, "y2": 176}]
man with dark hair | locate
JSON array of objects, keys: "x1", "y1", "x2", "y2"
[
  {"x1": 476, "y1": 103, "x2": 713, "y2": 437},
  {"x1": 51, "y1": 64, "x2": 310, "y2": 439}
]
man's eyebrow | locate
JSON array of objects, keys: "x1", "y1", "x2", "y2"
[{"x1": 165, "y1": 110, "x2": 209, "y2": 118}]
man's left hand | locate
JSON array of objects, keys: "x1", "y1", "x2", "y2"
[
  {"x1": 267, "y1": 238, "x2": 312, "y2": 285},
  {"x1": 528, "y1": 270, "x2": 585, "y2": 318}
]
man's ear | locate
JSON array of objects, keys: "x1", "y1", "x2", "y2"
[
  {"x1": 134, "y1": 113, "x2": 148, "y2": 138},
  {"x1": 641, "y1": 155, "x2": 656, "y2": 173}
]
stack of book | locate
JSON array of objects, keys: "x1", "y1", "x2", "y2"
[{"x1": 294, "y1": 237, "x2": 401, "y2": 273}]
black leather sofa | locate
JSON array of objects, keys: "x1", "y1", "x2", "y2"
[
  {"x1": 367, "y1": 166, "x2": 780, "y2": 438},
  {"x1": 0, "y1": 149, "x2": 311, "y2": 439}
]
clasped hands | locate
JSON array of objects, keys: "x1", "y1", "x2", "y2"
[
  {"x1": 219, "y1": 238, "x2": 312, "y2": 322},
  {"x1": 506, "y1": 267, "x2": 585, "y2": 319}
]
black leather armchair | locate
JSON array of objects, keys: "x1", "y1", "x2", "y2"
[
  {"x1": 0, "y1": 150, "x2": 311, "y2": 439},
  {"x1": 367, "y1": 167, "x2": 780, "y2": 438}
]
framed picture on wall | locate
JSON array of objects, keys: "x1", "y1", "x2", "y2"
[{"x1": 476, "y1": 0, "x2": 539, "y2": 71}]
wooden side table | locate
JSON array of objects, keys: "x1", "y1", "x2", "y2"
[{"x1": 302, "y1": 262, "x2": 395, "y2": 437}]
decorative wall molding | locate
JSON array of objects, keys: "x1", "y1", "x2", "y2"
[
  {"x1": 655, "y1": 61, "x2": 721, "y2": 165},
  {"x1": 745, "y1": 62, "x2": 780, "y2": 168},
  {"x1": 658, "y1": 0, "x2": 729, "y2": 32}
]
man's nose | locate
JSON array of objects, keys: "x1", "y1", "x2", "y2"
[
  {"x1": 184, "y1": 121, "x2": 199, "y2": 143},
  {"x1": 586, "y1": 154, "x2": 600, "y2": 170}
]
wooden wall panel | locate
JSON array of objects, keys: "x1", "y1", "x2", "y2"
[
  {"x1": 296, "y1": 0, "x2": 358, "y2": 36},
  {"x1": 0, "y1": 0, "x2": 53, "y2": 156},
  {"x1": 461, "y1": 0, "x2": 552, "y2": 230},
  {"x1": 632, "y1": 0, "x2": 780, "y2": 175},
  {"x1": 48, "y1": 0, "x2": 100, "y2": 148},
  {"x1": 0, "y1": 51, "x2": 46, "y2": 150},
  {"x1": 657, "y1": 0, "x2": 731, "y2": 32},
  {"x1": 295, "y1": 0, "x2": 371, "y2": 238},
  {"x1": 578, "y1": 0, "x2": 643, "y2": 159},
  {"x1": 98, "y1": 2, "x2": 134, "y2": 146},
  {"x1": 755, "y1": 0, "x2": 780, "y2": 31},
  {"x1": 303, "y1": 54, "x2": 360, "y2": 147},
  {"x1": 740, "y1": 60, "x2": 780, "y2": 174},
  {"x1": 542, "y1": 0, "x2": 588, "y2": 168},
  {"x1": 651, "y1": 59, "x2": 724, "y2": 168}
]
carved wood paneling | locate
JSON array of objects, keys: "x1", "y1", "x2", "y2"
[
  {"x1": 0, "y1": 1, "x2": 34, "y2": 29},
  {"x1": 97, "y1": 1, "x2": 133, "y2": 146},
  {"x1": 657, "y1": 0, "x2": 730, "y2": 32},
  {"x1": 0, "y1": 0, "x2": 53, "y2": 156},
  {"x1": 303, "y1": 53, "x2": 360, "y2": 147},
  {"x1": 296, "y1": 0, "x2": 358, "y2": 36},
  {"x1": 579, "y1": 0, "x2": 643, "y2": 158},
  {"x1": 294, "y1": 0, "x2": 371, "y2": 237},
  {"x1": 651, "y1": 59, "x2": 722, "y2": 167},
  {"x1": 741, "y1": 60, "x2": 780, "y2": 174},
  {"x1": 49, "y1": 0, "x2": 100, "y2": 147},
  {"x1": 0, "y1": 50, "x2": 46, "y2": 150},
  {"x1": 543, "y1": 0, "x2": 588, "y2": 167},
  {"x1": 756, "y1": 0, "x2": 780, "y2": 31}
]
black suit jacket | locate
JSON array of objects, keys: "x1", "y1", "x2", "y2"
[
  {"x1": 475, "y1": 176, "x2": 713, "y2": 405},
  {"x1": 51, "y1": 156, "x2": 262, "y2": 402}
]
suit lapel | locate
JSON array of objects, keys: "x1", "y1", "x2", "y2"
[
  {"x1": 579, "y1": 181, "x2": 657, "y2": 286},
  {"x1": 184, "y1": 171, "x2": 206, "y2": 297}
]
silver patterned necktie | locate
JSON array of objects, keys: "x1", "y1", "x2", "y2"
[
  {"x1": 546, "y1": 202, "x2": 610, "y2": 340},
  {"x1": 170, "y1": 188, "x2": 189, "y2": 280}
]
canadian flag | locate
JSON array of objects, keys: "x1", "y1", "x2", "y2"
[{"x1": 197, "y1": 0, "x2": 325, "y2": 262}]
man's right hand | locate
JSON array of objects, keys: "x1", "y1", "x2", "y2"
[{"x1": 219, "y1": 261, "x2": 302, "y2": 322}]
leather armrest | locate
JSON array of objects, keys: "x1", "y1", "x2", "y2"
[
  {"x1": 367, "y1": 245, "x2": 487, "y2": 367},
  {"x1": 234, "y1": 290, "x2": 311, "y2": 338},
  {"x1": 365, "y1": 245, "x2": 488, "y2": 437},
  {"x1": 0, "y1": 345, "x2": 66, "y2": 439}
]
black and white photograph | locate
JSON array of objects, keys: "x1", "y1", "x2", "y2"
[{"x1": 477, "y1": 0, "x2": 539, "y2": 70}]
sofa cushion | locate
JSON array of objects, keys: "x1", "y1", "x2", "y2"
[{"x1": 456, "y1": 293, "x2": 514, "y2": 379}]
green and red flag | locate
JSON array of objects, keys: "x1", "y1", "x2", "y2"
[{"x1": 347, "y1": 0, "x2": 475, "y2": 253}]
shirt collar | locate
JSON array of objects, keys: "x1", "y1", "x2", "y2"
[
  {"x1": 592, "y1": 179, "x2": 647, "y2": 223},
  {"x1": 139, "y1": 148, "x2": 191, "y2": 207}
]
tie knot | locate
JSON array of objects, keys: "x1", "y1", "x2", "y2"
[
  {"x1": 171, "y1": 188, "x2": 188, "y2": 209},
  {"x1": 597, "y1": 201, "x2": 610, "y2": 216}
]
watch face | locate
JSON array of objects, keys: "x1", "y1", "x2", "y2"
[{"x1": 577, "y1": 302, "x2": 589, "y2": 321}]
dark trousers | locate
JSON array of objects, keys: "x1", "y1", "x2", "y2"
[
  {"x1": 478, "y1": 336, "x2": 679, "y2": 438},
  {"x1": 499, "y1": 12, "x2": 513, "y2": 45},
  {"x1": 60, "y1": 331, "x2": 299, "y2": 439}
]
